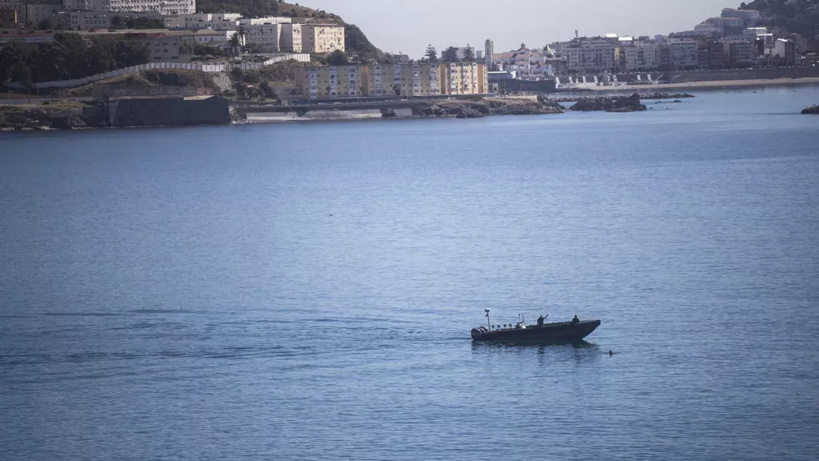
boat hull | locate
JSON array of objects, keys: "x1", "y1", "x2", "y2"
[{"x1": 471, "y1": 320, "x2": 601, "y2": 343}]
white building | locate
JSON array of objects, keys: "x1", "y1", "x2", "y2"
[
  {"x1": 721, "y1": 8, "x2": 760, "y2": 27},
  {"x1": 164, "y1": 13, "x2": 240, "y2": 30},
  {"x1": 61, "y1": 10, "x2": 162, "y2": 30},
  {"x1": 484, "y1": 39, "x2": 494, "y2": 66},
  {"x1": 622, "y1": 42, "x2": 660, "y2": 71},
  {"x1": 280, "y1": 23, "x2": 302, "y2": 52},
  {"x1": 668, "y1": 38, "x2": 699, "y2": 69},
  {"x1": 105, "y1": 0, "x2": 195, "y2": 15},
  {"x1": 243, "y1": 23, "x2": 282, "y2": 52},
  {"x1": 237, "y1": 16, "x2": 291, "y2": 26},
  {"x1": 301, "y1": 24, "x2": 345, "y2": 54},
  {"x1": 564, "y1": 37, "x2": 618, "y2": 73}
]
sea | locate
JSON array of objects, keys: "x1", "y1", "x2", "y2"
[{"x1": 1, "y1": 87, "x2": 818, "y2": 460}]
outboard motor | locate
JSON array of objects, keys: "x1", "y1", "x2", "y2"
[{"x1": 471, "y1": 326, "x2": 489, "y2": 339}]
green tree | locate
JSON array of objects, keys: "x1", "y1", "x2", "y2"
[
  {"x1": 110, "y1": 16, "x2": 124, "y2": 29},
  {"x1": 442, "y1": 46, "x2": 458, "y2": 62},
  {"x1": 259, "y1": 80, "x2": 277, "y2": 100},
  {"x1": 326, "y1": 49, "x2": 348, "y2": 65},
  {"x1": 424, "y1": 44, "x2": 438, "y2": 63},
  {"x1": 462, "y1": 44, "x2": 475, "y2": 62},
  {"x1": 229, "y1": 32, "x2": 241, "y2": 56}
]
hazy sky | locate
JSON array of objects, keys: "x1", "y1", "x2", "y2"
[{"x1": 300, "y1": 0, "x2": 740, "y2": 56}]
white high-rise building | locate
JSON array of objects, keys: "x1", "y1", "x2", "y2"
[{"x1": 484, "y1": 39, "x2": 494, "y2": 66}]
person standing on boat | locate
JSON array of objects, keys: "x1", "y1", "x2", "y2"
[
  {"x1": 572, "y1": 315, "x2": 579, "y2": 324},
  {"x1": 537, "y1": 315, "x2": 545, "y2": 326}
]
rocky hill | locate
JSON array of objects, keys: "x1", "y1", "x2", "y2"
[{"x1": 739, "y1": 0, "x2": 819, "y2": 37}]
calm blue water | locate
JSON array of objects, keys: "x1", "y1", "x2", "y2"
[{"x1": 2, "y1": 87, "x2": 819, "y2": 460}]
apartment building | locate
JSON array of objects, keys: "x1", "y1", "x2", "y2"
[
  {"x1": 0, "y1": 7, "x2": 17, "y2": 27},
  {"x1": 237, "y1": 16, "x2": 290, "y2": 26},
  {"x1": 443, "y1": 62, "x2": 488, "y2": 95},
  {"x1": 772, "y1": 38, "x2": 795, "y2": 64},
  {"x1": 60, "y1": 10, "x2": 162, "y2": 30},
  {"x1": 3, "y1": 0, "x2": 62, "y2": 28},
  {"x1": 723, "y1": 40, "x2": 757, "y2": 67},
  {"x1": 280, "y1": 23, "x2": 302, "y2": 52},
  {"x1": 301, "y1": 24, "x2": 344, "y2": 53},
  {"x1": 621, "y1": 42, "x2": 659, "y2": 71},
  {"x1": 721, "y1": 8, "x2": 760, "y2": 27},
  {"x1": 243, "y1": 23, "x2": 282, "y2": 52},
  {"x1": 164, "y1": 13, "x2": 240, "y2": 30},
  {"x1": 367, "y1": 63, "x2": 442, "y2": 97},
  {"x1": 668, "y1": 39, "x2": 699, "y2": 69},
  {"x1": 296, "y1": 65, "x2": 366, "y2": 99},
  {"x1": 62, "y1": 0, "x2": 109, "y2": 10},
  {"x1": 296, "y1": 63, "x2": 487, "y2": 100},
  {"x1": 564, "y1": 37, "x2": 619, "y2": 73},
  {"x1": 105, "y1": 0, "x2": 195, "y2": 15}
]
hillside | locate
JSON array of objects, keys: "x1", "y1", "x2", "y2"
[
  {"x1": 197, "y1": 0, "x2": 342, "y2": 23},
  {"x1": 196, "y1": 1, "x2": 385, "y2": 61},
  {"x1": 739, "y1": 0, "x2": 819, "y2": 37}
]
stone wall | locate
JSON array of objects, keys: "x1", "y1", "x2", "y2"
[{"x1": 108, "y1": 96, "x2": 230, "y2": 127}]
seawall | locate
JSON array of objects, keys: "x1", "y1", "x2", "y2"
[{"x1": 108, "y1": 96, "x2": 230, "y2": 127}]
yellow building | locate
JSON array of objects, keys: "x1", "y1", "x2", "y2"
[
  {"x1": 297, "y1": 63, "x2": 488, "y2": 100},
  {"x1": 442, "y1": 62, "x2": 488, "y2": 95},
  {"x1": 366, "y1": 63, "x2": 442, "y2": 97},
  {"x1": 296, "y1": 65, "x2": 366, "y2": 99},
  {"x1": 300, "y1": 24, "x2": 345, "y2": 54}
]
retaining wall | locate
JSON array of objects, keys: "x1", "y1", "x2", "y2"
[{"x1": 11, "y1": 54, "x2": 310, "y2": 90}]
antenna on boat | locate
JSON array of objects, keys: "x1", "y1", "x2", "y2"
[{"x1": 484, "y1": 308, "x2": 491, "y2": 330}]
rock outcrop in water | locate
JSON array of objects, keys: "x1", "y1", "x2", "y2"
[
  {"x1": 569, "y1": 94, "x2": 647, "y2": 112},
  {"x1": 801, "y1": 105, "x2": 819, "y2": 114},
  {"x1": 410, "y1": 96, "x2": 564, "y2": 119},
  {"x1": 639, "y1": 92, "x2": 695, "y2": 100}
]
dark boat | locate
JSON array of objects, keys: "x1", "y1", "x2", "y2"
[{"x1": 471, "y1": 309, "x2": 600, "y2": 343}]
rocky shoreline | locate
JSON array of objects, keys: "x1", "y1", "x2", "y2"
[
  {"x1": 0, "y1": 103, "x2": 107, "y2": 131},
  {"x1": 550, "y1": 92, "x2": 694, "y2": 103},
  {"x1": 567, "y1": 94, "x2": 647, "y2": 112},
  {"x1": 405, "y1": 96, "x2": 565, "y2": 119},
  {"x1": 3, "y1": 93, "x2": 692, "y2": 131}
]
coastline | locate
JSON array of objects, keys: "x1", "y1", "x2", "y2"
[
  {"x1": 3, "y1": 77, "x2": 819, "y2": 131},
  {"x1": 582, "y1": 77, "x2": 819, "y2": 94}
]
